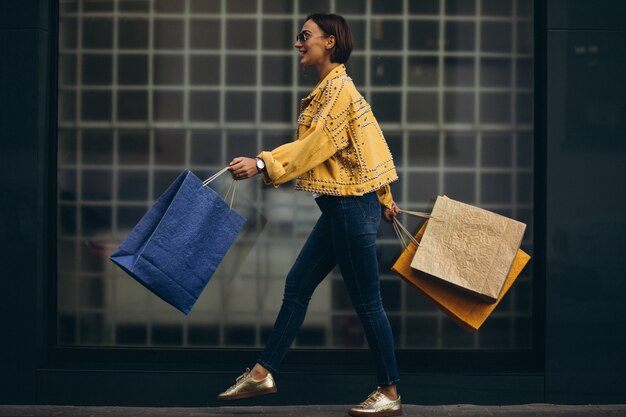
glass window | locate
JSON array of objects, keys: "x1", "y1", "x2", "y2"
[{"x1": 57, "y1": 0, "x2": 534, "y2": 351}]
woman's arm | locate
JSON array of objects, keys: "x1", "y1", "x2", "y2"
[
  {"x1": 377, "y1": 184, "x2": 399, "y2": 221},
  {"x1": 228, "y1": 118, "x2": 340, "y2": 183},
  {"x1": 257, "y1": 119, "x2": 341, "y2": 186}
]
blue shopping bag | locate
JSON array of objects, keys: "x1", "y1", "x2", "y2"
[{"x1": 110, "y1": 168, "x2": 245, "y2": 314}]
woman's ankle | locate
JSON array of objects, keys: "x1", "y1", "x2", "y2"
[
  {"x1": 379, "y1": 385, "x2": 398, "y2": 400},
  {"x1": 251, "y1": 363, "x2": 269, "y2": 379}
]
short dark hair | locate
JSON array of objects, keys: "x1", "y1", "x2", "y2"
[{"x1": 305, "y1": 13, "x2": 353, "y2": 64}]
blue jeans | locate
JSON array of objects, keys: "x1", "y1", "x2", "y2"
[{"x1": 257, "y1": 192, "x2": 400, "y2": 386}]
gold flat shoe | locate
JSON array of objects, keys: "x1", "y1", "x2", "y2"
[
  {"x1": 348, "y1": 387, "x2": 402, "y2": 417},
  {"x1": 217, "y1": 368, "x2": 278, "y2": 401}
]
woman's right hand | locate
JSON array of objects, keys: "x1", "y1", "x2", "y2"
[{"x1": 228, "y1": 157, "x2": 258, "y2": 180}]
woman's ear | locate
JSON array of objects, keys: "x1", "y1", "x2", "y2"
[{"x1": 325, "y1": 35, "x2": 336, "y2": 50}]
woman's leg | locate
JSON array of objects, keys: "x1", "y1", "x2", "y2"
[
  {"x1": 330, "y1": 193, "x2": 400, "y2": 388},
  {"x1": 257, "y1": 211, "x2": 337, "y2": 373}
]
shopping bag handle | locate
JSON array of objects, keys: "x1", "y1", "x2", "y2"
[
  {"x1": 392, "y1": 217, "x2": 420, "y2": 249},
  {"x1": 202, "y1": 166, "x2": 238, "y2": 209},
  {"x1": 202, "y1": 166, "x2": 230, "y2": 186},
  {"x1": 392, "y1": 208, "x2": 432, "y2": 249},
  {"x1": 398, "y1": 209, "x2": 431, "y2": 219}
]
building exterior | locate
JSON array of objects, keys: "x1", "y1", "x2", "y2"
[{"x1": 1, "y1": 0, "x2": 625, "y2": 406}]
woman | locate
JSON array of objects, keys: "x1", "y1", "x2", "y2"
[{"x1": 219, "y1": 13, "x2": 402, "y2": 417}]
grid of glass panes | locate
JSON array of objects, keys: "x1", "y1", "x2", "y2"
[{"x1": 57, "y1": 0, "x2": 534, "y2": 349}]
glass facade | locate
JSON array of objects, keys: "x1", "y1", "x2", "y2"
[{"x1": 57, "y1": 0, "x2": 534, "y2": 350}]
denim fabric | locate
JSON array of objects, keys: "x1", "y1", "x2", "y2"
[{"x1": 258, "y1": 192, "x2": 400, "y2": 386}]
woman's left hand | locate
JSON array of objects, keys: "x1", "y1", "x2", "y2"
[
  {"x1": 383, "y1": 201, "x2": 400, "y2": 222},
  {"x1": 229, "y1": 157, "x2": 258, "y2": 180}
]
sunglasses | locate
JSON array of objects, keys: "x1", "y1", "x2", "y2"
[{"x1": 296, "y1": 32, "x2": 330, "y2": 42}]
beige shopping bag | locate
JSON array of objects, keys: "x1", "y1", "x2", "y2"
[
  {"x1": 392, "y1": 221, "x2": 530, "y2": 332},
  {"x1": 410, "y1": 196, "x2": 526, "y2": 302}
]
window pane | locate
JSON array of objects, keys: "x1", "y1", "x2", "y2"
[
  {"x1": 226, "y1": 19, "x2": 257, "y2": 50},
  {"x1": 262, "y1": 56, "x2": 292, "y2": 86},
  {"x1": 408, "y1": 57, "x2": 438, "y2": 86},
  {"x1": 82, "y1": 55, "x2": 112, "y2": 85},
  {"x1": 81, "y1": 91, "x2": 111, "y2": 121},
  {"x1": 117, "y1": 91, "x2": 148, "y2": 121},
  {"x1": 190, "y1": 55, "x2": 220, "y2": 85},
  {"x1": 227, "y1": 56, "x2": 256, "y2": 85},
  {"x1": 118, "y1": 18, "x2": 149, "y2": 49},
  {"x1": 482, "y1": 22, "x2": 513, "y2": 53},
  {"x1": 82, "y1": 18, "x2": 112, "y2": 49},
  {"x1": 371, "y1": 20, "x2": 403, "y2": 50},
  {"x1": 58, "y1": 1, "x2": 534, "y2": 351},
  {"x1": 371, "y1": 56, "x2": 402, "y2": 86},
  {"x1": 409, "y1": 20, "x2": 439, "y2": 51},
  {"x1": 190, "y1": 20, "x2": 221, "y2": 49},
  {"x1": 446, "y1": 0, "x2": 476, "y2": 15},
  {"x1": 153, "y1": 55, "x2": 184, "y2": 85},
  {"x1": 154, "y1": 19, "x2": 184, "y2": 49},
  {"x1": 445, "y1": 21, "x2": 475, "y2": 51},
  {"x1": 444, "y1": 57, "x2": 475, "y2": 86},
  {"x1": 407, "y1": 93, "x2": 438, "y2": 123},
  {"x1": 153, "y1": 91, "x2": 184, "y2": 121},
  {"x1": 118, "y1": 55, "x2": 148, "y2": 85}
]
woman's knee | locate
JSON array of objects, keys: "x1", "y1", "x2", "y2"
[
  {"x1": 352, "y1": 297, "x2": 385, "y2": 317},
  {"x1": 282, "y1": 288, "x2": 313, "y2": 309}
]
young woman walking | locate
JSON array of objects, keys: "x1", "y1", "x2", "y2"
[{"x1": 220, "y1": 13, "x2": 402, "y2": 417}]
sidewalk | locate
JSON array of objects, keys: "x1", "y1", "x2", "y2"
[{"x1": 1, "y1": 404, "x2": 626, "y2": 417}]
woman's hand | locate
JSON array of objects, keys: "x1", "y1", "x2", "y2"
[
  {"x1": 383, "y1": 201, "x2": 400, "y2": 222},
  {"x1": 228, "y1": 157, "x2": 258, "y2": 180}
]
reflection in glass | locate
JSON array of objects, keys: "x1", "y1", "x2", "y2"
[{"x1": 57, "y1": 0, "x2": 534, "y2": 350}]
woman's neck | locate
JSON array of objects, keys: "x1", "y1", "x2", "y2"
[{"x1": 316, "y1": 61, "x2": 341, "y2": 81}]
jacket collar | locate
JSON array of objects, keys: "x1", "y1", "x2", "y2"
[
  {"x1": 319, "y1": 63, "x2": 347, "y2": 85},
  {"x1": 304, "y1": 64, "x2": 347, "y2": 101}
]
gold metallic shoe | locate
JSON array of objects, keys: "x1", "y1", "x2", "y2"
[
  {"x1": 348, "y1": 387, "x2": 402, "y2": 417},
  {"x1": 217, "y1": 368, "x2": 278, "y2": 401}
]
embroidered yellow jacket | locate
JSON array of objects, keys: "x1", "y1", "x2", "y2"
[{"x1": 258, "y1": 65, "x2": 398, "y2": 208}]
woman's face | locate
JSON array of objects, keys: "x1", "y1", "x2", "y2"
[{"x1": 294, "y1": 20, "x2": 333, "y2": 67}]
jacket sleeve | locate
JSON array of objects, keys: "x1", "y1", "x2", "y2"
[
  {"x1": 257, "y1": 82, "x2": 348, "y2": 187},
  {"x1": 376, "y1": 184, "x2": 394, "y2": 209},
  {"x1": 258, "y1": 120, "x2": 340, "y2": 187}
]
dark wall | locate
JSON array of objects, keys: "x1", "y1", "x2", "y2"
[
  {"x1": 0, "y1": 0, "x2": 53, "y2": 405},
  {"x1": 2, "y1": 0, "x2": 626, "y2": 406},
  {"x1": 544, "y1": 0, "x2": 626, "y2": 403}
]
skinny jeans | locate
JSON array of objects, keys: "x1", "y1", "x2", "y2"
[{"x1": 257, "y1": 192, "x2": 400, "y2": 386}]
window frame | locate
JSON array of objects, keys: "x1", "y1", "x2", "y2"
[{"x1": 48, "y1": 0, "x2": 546, "y2": 376}]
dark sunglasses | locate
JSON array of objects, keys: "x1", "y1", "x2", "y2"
[{"x1": 296, "y1": 32, "x2": 329, "y2": 42}]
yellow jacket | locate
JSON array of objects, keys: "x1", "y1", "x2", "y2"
[{"x1": 258, "y1": 65, "x2": 398, "y2": 208}]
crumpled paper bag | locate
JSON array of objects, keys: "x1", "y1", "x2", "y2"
[
  {"x1": 393, "y1": 221, "x2": 530, "y2": 332},
  {"x1": 410, "y1": 195, "x2": 526, "y2": 302}
]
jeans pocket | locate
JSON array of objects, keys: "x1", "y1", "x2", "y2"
[{"x1": 355, "y1": 196, "x2": 380, "y2": 224}]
